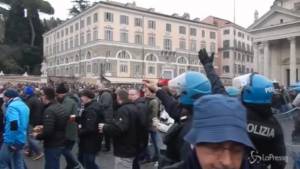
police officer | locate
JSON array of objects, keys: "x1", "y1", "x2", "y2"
[{"x1": 234, "y1": 73, "x2": 286, "y2": 168}]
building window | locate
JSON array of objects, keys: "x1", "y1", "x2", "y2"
[
  {"x1": 70, "y1": 25, "x2": 74, "y2": 33},
  {"x1": 105, "y1": 12, "x2": 114, "y2": 22},
  {"x1": 238, "y1": 32, "x2": 242, "y2": 37},
  {"x1": 179, "y1": 26, "x2": 186, "y2": 34},
  {"x1": 134, "y1": 65, "x2": 141, "y2": 75},
  {"x1": 105, "y1": 63, "x2": 111, "y2": 72},
  {"x1": 148, "y1": 66, "x2": 155, "y2": 75},
  {"x1": 80, "y1": 20, "x2": 84, "y2": 28},
  {"x1": 223, "y1": 29, "x2": 230, "y2": 35},
  {"x1": 202, "y1": 30, "x2": 205, "y2": 38},
  {"x1": 118, "y1": 50, "x2": 130, "y2": 59},
  {"x1": 120, "y1": 32, "x2": 128, "y2": 43},
  {"x1": 92, "y1": 63, "x2": 98, "y2": 74},
  {"x1": 179, "y1": 68, "x2": 186, "y2": 75},
  {"x1": 93, "y1": 28, "x2": 98, "y2": 41},
  {"x1": 105, "y1": 30, "x2": 113, "y2": 41},
  {"x1": 148, "y1": 35, "x2": 156, "y2": 47},
  {"x1": 80, "y1": 33, "x2": 85, "y2": 45},
  {"x1": 223, "y1": 51, "x2": 230, "y2": 59},
  {"x1": 86, "y1": 30, "x2": 91, "y2": 43},
  {"x1": 148, "y1": 20, "x2": 156, "y2": 29},
  {"x1": 86, "y1": 51, "x2": 91, "y2": 59},
  {"x1": 135, "y1": 34, "x2": 143, "y2": 44},
  {"x1": 210, "y1": 42, "x2": 216, "y2": 53},
  {"x1": 120, "y1": 64, "x2": 128, "y2": 73},
  {"x1": 210, "y1": 32, "x2": 216, "y2": 39},
  {"x1": 120, "y1": 15, "x2": 129, "y2": 25},
  {"x1": 223, "y1": 66, "x2": 230, "y2": 73},
  {"x1": 146, "y1": 54, "x2": 157, "y2": 62},
  {"x1": 106, "y1": 50, "x2": 111, "y2": 57},
  {"x1": 190, "y1": 40, "x2": 197, "y2": 51},
  {"x1": 190, "y1": 28, "x2": 197, "y2": 36},
  {"x1": 87, "y1": 16, "x2": 91, "y2": 25},
  {"x1": 65, "y1": 28, "x2": 69, "y2": 36},
  {"x1": 166, "y1": 23, "x2": 171, "y2": 32},
  {"x1": 179, "y1": 39, "x2": 186, "y2": 50},
  {"x1": 223, "y1": 40, "x2": 230, "y2": 49},
  {"x1": 87, "y1": 64, "x2": 92, "y2": 73},
  {"x1": 164, "y1": 39, "x2": 172, "y2": 50},
  {"x1": 75, "y1": 35, "x2": 79, "y2": 47},
  {"x1": 93, "y1": 13, "x2": 98, "y2": 23},
  {"x1": 178, "y1": 57, "x2": 187, "y2": 64},
  {"x1": 65, "y1": 40, "x2": 68, "y2": 50},
  {"x1": 200, "y1": 41, "x2": 206, "y2": 49},
  {"x1": 60, "y1": 41, "x2": 64, "y2": 52},
  {"x1": 134, "y1": 18, "x2": 142, "y2": 27},
  {"x1": 61, "y1": 30, "x2": 64, "y2": 37}
]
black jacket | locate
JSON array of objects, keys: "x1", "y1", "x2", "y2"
[
  {"x1": 25, "y1": 95, "x2": 43, "y2": 126},
  {"x1": 36, "y1": 101, "x2": 69, "y2": 148},
  {"x1": 103, "y1": 102, "x2": 140, "y2": 158},
  {"x1": 245, "y1": 104, "x2": 286, "y2": 169},
  {"x1": 76, "y1": 100, "x2": 104, "y2": 153},
  {"x1": 97, "y1": 91, "x2": 114, "y2": 123}
]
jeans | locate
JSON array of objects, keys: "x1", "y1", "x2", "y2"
[
  {"x1": 294, "y1": 151, "x2": 300, "y2": 169},
  {"x1": 115, "y1": 157, "x2": 134, "y2": 169},
  {"x1": 28, "y1": 136, "x2": 42, "y2": 155},
  {"x1": 62, "y1": 140, "x2": 80, "y2": 169},
  {"x1": 0, "y1": 143, "x2": 25, "y2": 169},
  {"x1": 44, "y1": 147, "x2": 64, "y2": 169},
  {"x1": 149, "y1": 130, "x2": 160, "y2": 159},
  {"x1": 78, "y1": 152, "x2": 99, "y2": 169}
]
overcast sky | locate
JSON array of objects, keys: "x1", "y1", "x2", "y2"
[{"x1": 40, "y1": 0, "x2": 275, "y2": 28}]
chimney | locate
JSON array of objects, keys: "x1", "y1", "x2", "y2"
[
  {"x1": 193, "y1": 17, "x2": 201, "y2": 22},
  {"x1": 182, "y1": 13, "x2": 190, "y2": 20},
  {"x1": 172, "y1": 13, "x2": 179, "y2": 17},
  {"x1": 148, "y1": 8, "x2": 155, "y2": 12},
  {"x1": 132, "y1": 1, "x2": 136, "y2": 7},
  {"x1": 254, "y1": 10, "x2": 259, "y2": 21}
]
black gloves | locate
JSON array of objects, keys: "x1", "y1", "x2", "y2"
[{"x1": 198, "y1": 49, "x2": 214, "y2": 65}]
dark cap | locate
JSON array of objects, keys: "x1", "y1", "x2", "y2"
[
  {"x1": 4, "y1": 89, "x2": 19, "y2": 98},
  {"x1": 56, "y1": 83, "x2": 69, "y2": 94}
]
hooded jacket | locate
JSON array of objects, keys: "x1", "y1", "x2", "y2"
[{"x1": 3, "y1": 97, "x2": 29, "y2": 147}]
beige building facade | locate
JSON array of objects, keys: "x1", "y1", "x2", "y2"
[
  {"x1": 203, "y1": 16, "x2": 254, "y2": 86},
  {"x1": 43, "y1": 1, "x2": 219, "y2": 84}
]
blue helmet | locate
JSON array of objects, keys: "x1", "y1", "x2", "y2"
[
  {"x1": 168, "y1": 71, "x2": 212, "y2": 106},
  {"x1": 226, "y1": 86, "x2": 240, "y2": 97},
  {"x1": 242, "y1": 73, "x2": 274, "y2": 104}
]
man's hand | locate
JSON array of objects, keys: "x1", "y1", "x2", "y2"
[
  {"x1": 69, "y1": 115, "x2": 76, "y2": 123},
  {"x1": 98, "y1": 123, "x2": 105, "y2": 133},
  {"x1": 31, "y1": 132, "x2": 39, "y2": 138},
  {"x1": 143, "y1": 81, "x2": 159, "y2": 93},
  {"x1": 198, "y1": 49, "x2": 214, "y2": 65}
]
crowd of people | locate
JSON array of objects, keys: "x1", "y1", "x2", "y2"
[{"x1": 0, "y1": 49, "x2": 299, "y2": 169}]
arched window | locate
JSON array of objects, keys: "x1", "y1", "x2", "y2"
[
  {"x1": 177, "y1": 56, "x2": 188, "y2": 64},
  {"x1": 145, "y1": 53, "x2": 158, "y2": 62},
  {"x1": 116, "y1": 50, "x2": 131, "y2": 77},
  {"x1": 117, "y1": 50, "x2": 131, "y2": 59},
  {"x1": 86, "y1": 51, "x2": 92, "y2": 59}
]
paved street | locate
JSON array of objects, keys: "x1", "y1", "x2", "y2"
[
  {"x1": 23, "y1": 115, "x2": 298, "y2": 169},
  {"x1": 25, "y1": 149, "x2": 156, "y2": 169}
]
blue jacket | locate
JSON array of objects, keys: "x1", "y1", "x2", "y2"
[{"x1": 3, "y1": 97, "x2": 29, "y2": 147}]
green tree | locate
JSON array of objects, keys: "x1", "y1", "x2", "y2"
[
  {"x1": 0, "y1": 0, "x2": 54, "y2": 46},
  {"x1": 69, "y1": 0, "x2": 90, "y2": 16}
]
